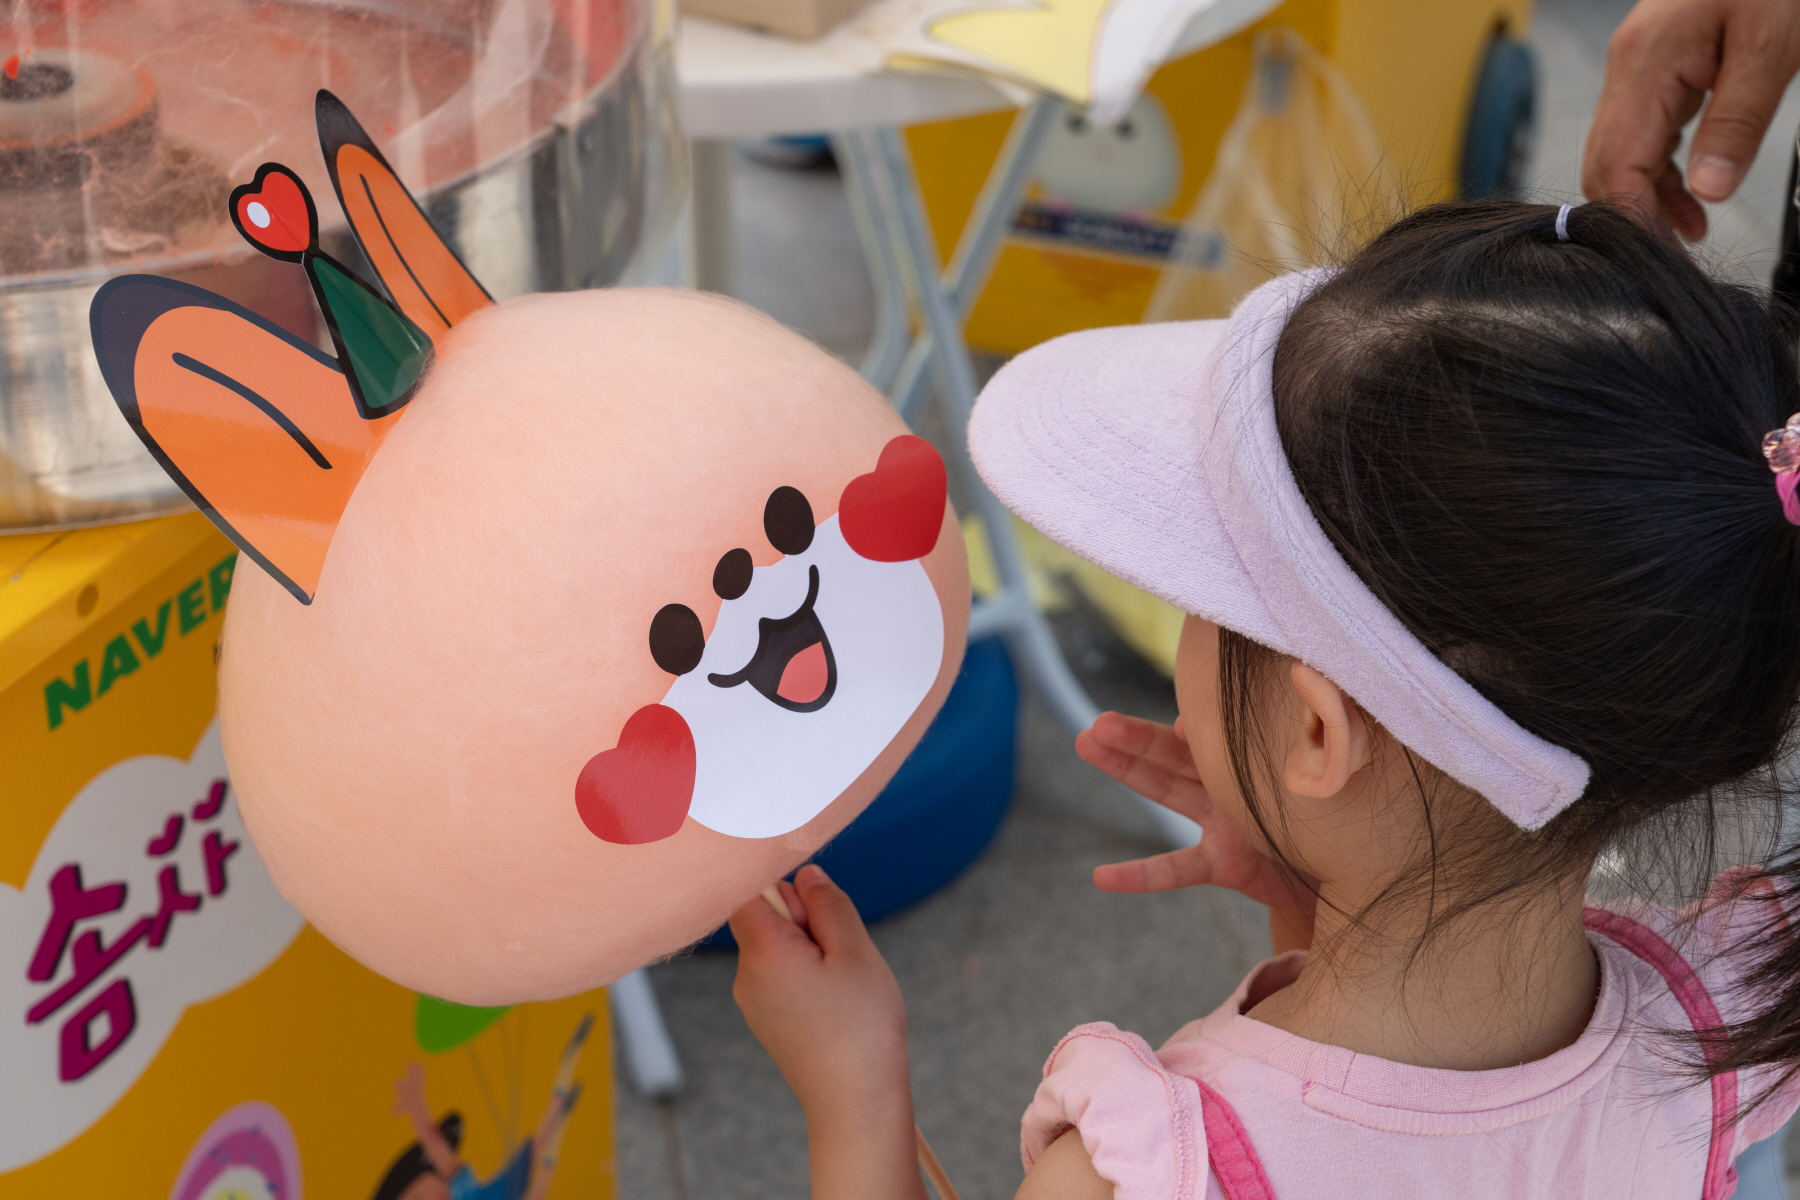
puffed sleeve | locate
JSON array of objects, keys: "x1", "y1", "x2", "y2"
[{"x1": 1020, "y1": 1022, "x2": 1207, "y2": 1200}]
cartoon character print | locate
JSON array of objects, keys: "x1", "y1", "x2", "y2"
[
  {"x1": 575, "y1": 435, "x2": 948, "y2": 843},
  {"x1": 168, "y1": 1100, "x2": 302, "y2": 1200}
]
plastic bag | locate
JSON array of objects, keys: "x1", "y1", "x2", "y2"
[{"x1": 1145, "y1": 26, "x2": 1402, "y2": 322}]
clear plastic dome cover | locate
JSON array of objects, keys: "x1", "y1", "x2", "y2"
[{"x1": 0, "y1": 0, "x2": 682, "y2": 530}]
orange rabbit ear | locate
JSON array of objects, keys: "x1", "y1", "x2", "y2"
[
  {"x1": 315, "y1": 89, "x2": 493, "y2": 341},
  {"x1": 91, "y1": 276, "x2": 404, "y2": 603}
]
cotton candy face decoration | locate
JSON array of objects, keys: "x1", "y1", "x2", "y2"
[
  {"x1": 583, "y1": 435, "x2": 951, "y2": 844},
  {"x1": 88, "y1": 95, "x2": 969, "y2": 1004}
]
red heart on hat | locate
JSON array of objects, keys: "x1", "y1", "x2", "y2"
[
  {"x1": 575, "y1": 704, "x2": 695, "y2": 845},
  {"x1": 839, "y1": 435, "x2": 947, "y2": 563},
  {"x1": 232, "y1": 166, "x2": 314, "y2": 257}
]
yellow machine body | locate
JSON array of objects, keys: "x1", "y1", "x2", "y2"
[
  {"x1": 0, "y1": 513, "x2": 614, "y2": 1199},
  {"x1": 909, "y1": 0, "x2": 1534, "y2": 354}
]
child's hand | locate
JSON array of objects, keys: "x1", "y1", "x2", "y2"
[
  {"x1": 1077, "y1": 712, "x2": 1316, "y2": 922},
  {"x1": 729, "y1": 865, "x2": 911, "y2": 1119}
]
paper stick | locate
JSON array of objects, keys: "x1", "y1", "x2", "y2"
[{"x1": 758, "y1": 880, "x2": 960, "y2": 1200}]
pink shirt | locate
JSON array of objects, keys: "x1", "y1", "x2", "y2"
[{"x1": 1021, "y1": 875, "x2": 1800, "y2": 1199}]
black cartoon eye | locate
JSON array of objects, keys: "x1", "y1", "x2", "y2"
[
  {"x1": 763, "y1": 486, "x2": 814, "y2": 556},
  {"x1": 648, "y1": 603, "x2": 705, "y2": 675},
  {"x1": 713, "y1": 548, "x2": 753, "y2": 599}
]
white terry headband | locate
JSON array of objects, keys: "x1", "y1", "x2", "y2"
[{"x1": 969, "y1": 270, "x2": 1592, "y2": 829}]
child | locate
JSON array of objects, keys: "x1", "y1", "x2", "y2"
[{"x1": 728, "y1": 201, "x2": 1800, "y2": 1199}]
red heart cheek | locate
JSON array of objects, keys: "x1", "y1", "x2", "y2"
[
  {"x1": 574, "y1": 704, "x2": 695, "y2": 845},
  {"x1": 234, "y1": 168, "x2": 313, "y2": 256},
  {"x1": 839, "y1": 435, "x2": 947, "y2": 563}
]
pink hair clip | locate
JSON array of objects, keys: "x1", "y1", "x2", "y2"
[{"x1": 1761, "y1": 413, "x2": 1800, "y2": 524}]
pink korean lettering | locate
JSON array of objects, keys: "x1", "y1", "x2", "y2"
[
  {"x1": 202, "y1": 831, "x2": 239, "y2": 897},
  {"x1": 58, "y1": 979, "x2": 136, "y2": 1083},
  {"x1": 145, "y1": 814, "x2": 183, "y2": 856},
  {"x1": 148, "y1": 866, "x2": 202, "y2": 948},
  {"x1": 24, "y1": 775, "x2": 237, "y2": 1083}
]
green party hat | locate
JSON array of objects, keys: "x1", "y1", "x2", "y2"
[{"x1": 308, "y1": 256, "x2": 433, "y2": 416}]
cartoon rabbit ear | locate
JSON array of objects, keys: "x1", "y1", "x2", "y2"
[
  {"x1": 315, "y1": 89, "x2": 494, "y2": 341},
  {"x1": 90, "y1": 276, "x2": 405, "y2": 603}
]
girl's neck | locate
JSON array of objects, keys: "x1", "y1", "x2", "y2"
[{"x1": 1245, "y1": 870, "x2": 1599, "y2": 1072}]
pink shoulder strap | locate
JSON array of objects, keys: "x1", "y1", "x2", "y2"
[
  {"x1": 1583, "y1": 907, "x2": 1738, "y2": 1200},
  {"x1": 1186, "y1": 912, "x2": 1740, "y2": 1200},
  {"x1": 1191, "y1": 1077, "x2": 1278, "y2": 1200}
]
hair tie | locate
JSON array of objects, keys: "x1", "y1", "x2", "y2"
[
  {"x1": 1761, "y1": 413, "x2": 1800, "y2": 524},
  {"x1": 1555, "y1": 203, "x2": 1574, "y2": 243}
]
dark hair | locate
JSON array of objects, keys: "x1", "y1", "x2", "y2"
[
  {"x1": 370, "y1": 1112, "x2": 463, "y2": 1200},
  {"x1": 1228, "y1": 200, "x2": 1800, "y2": 1085}
]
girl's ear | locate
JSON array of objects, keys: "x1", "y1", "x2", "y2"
[{"x1": 1281, "y1": 661, "x2": 1375, "y2": 800}]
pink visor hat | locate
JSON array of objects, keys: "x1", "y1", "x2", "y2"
[{"x1": 967, "y1": 269, "x2": 1590, "y2": 831}]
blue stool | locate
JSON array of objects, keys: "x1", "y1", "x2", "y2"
[{"x1": 707, "y1": 636, "x2": 1019, "y2": 945}]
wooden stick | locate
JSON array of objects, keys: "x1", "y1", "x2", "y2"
[
  {"x1": 761, "y1": 883, "x2": 794, "y2": 922},
  {"x1": 758, "y1": 883, "x2": 960, "y2": 1200},
  {"x1": 914, "y1": 1123, "x2": 963, "y2": 1200}
]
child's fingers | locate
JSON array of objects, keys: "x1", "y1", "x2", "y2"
[
  {"x1": 776, "y1": 877, "x2": 809, "y2": 931},
  {"x1": 1076, "y1": 732, "x2": 1212, "y2": 821},
  {"x1": 1093, "y1": 844, "x2": 1218, "y2": 893},
  {"x1": 728, "y1": 890, "x2": 819, "y2": 958},
  {"x1": 1085, "y1": 712, "x2": 1205, "y2": 780},
  {"x1": 791, "y1": 864, "x2": 873, "y2": 957}
]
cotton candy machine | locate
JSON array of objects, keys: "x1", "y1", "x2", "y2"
[{"x1": 0, "y1": 0, "x2": 682, "y2": 530}]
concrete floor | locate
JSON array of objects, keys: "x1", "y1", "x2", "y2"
[{"x1": 618, "y1": 3, "x2": 1800, "y2": 1196}]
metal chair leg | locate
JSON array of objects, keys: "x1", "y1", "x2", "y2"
[
  {"x1": 835, "y1": 130, "x2": 913, "y2": 389},
  {"x1": 871, "y1": 124, "x2": 1200, "y2": 850},
  {"x1": 887, "y1": 101, "x2": 1062, "y2": 424},
  {"x1": 689, "y1": 138, "x2": 736, "y2": 295},
  {"x1": 610, "y1": 967, "x2": 685, "y2": 1099}
]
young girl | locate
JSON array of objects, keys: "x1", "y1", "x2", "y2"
[{"x1": 728, "y1": 201, "x2": 1800, "y2": 1199}]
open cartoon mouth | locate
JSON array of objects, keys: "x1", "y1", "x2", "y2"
[{"x1": 707, "y1": 565, "x2": 838, "y2": 713}]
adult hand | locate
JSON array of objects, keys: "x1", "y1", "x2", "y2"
[
  {"x1": 1584, "y1": 0, "x2": 1800, "y2": 241},
  {"x1": 1076, "y1": 712, "x2": 1315, "y2": 933}
]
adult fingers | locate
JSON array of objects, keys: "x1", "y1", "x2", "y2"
[
  {"x1": 1583, "y1": 0, "x2": 1717, "y2": 233},
  {"x1": 1655, "y1": 156, "x2": 1711, "y2": 241},
  {"x1": 1688, "y1": 7, "x2": 1800, "y2": 201}
]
